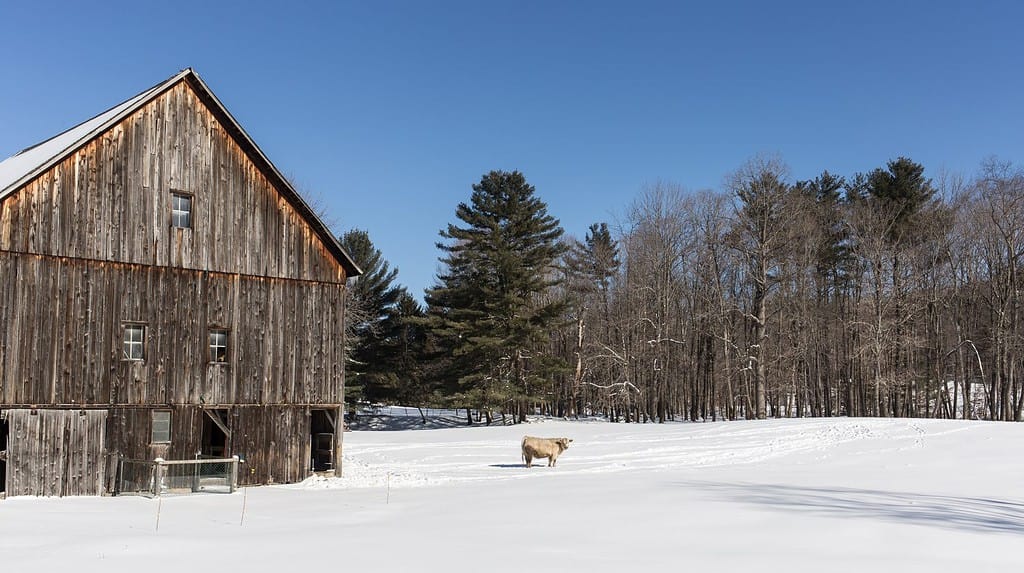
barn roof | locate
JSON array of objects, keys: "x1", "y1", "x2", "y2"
[{"x1": 0, "y1": 68, "x2": 361, "y2": 277}]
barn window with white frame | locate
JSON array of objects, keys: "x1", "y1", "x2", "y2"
[
  {"x1": 123, "y1": 324, "x2": 145, "y2": 361},
  {"x1": 171, "y1": 192, "x2": 192, "y2": 229},
  {"x1": 209, "y1": 329, "x2": 229, "y2": 363}
]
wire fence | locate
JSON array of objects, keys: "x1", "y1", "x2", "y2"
[
  {"x1": 118, "y1": 456, "x2": 239, "y2": 497},
  {"x1": 119, "y1": 459, "x2": 159, "y2": 496}
]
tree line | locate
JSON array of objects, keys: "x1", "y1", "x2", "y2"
[{"x1": 342, "y1": 156, "x2": 1024, "y2": 423}]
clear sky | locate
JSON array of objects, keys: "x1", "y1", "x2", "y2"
[{"x1": 1, "y1": 1, "x2": 1021, "y2": 299}]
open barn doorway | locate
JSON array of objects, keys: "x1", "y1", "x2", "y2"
[
  {"x1": 201, "y1": 409, "x2": 230, "y2": 458},
  {"x1": 310, "y1": 409, "x2": 336, "y2": 472},
  {"x1": 0, "y1": 412, "x2": 8, "y2": 495}
]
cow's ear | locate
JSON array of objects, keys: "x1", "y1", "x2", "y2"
[{"x1": 568, "y1": 439, "x2": 574, "y2": 442}]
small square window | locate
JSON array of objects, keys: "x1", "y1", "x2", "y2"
[
  {"x1": 209, "y1": 329, "x2": 229, "y2": 363},
  {"x1": 123, "y1": 324, "x2": 145, "y2": 361},
  {"x1": 151, "y1": 410, "x2": 171, "y2": 444},
  {"x1": 171, "y1": 193, "x2": 192, "y2": 229}
]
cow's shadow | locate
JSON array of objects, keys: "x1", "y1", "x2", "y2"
[{"x1": 490, "y1": 463, "x2": 560, "y2": 469}]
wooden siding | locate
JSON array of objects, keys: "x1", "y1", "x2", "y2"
[
  {"x1": 3, "y1": 409, "x2": 107, "y2": 497},
  {"x1": 0, "y1": 81, "x2": 346, "y2": 284},
  {"x1": 0, "y1": 75, "x2": 351, "y2": 496},
  {"x1": 0, "y1": 251, "x2": 346, "y2": 407},
  {"x1": 105, "y1": 405, "x2": 335, "y2": 487}
]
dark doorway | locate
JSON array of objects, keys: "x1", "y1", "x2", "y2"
[
  {"x1": 0, "y1": 413, "x2": 8, "y2": 494},
  {"x1": 201, "y1": 409, "x2": 229, "y2": 458},
  {"x1": 310, "y1": 409, "x2": 335, "y2": 471}
]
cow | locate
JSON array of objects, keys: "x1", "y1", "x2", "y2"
[{"x1": 521, "y1": 436, "x2": 573, "y2": 468}]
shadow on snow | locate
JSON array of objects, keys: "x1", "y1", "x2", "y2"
[
  {"x1": 347, "y1": 413, "x2": 520, "y2": 431},
  {"x1": 691, "y1": 481, "x2": 1024, "y2": 535},
  {"x1": 346, "y1": 415, "x2": 470, "y2": 431}
]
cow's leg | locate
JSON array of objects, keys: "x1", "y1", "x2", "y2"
[{"x1": 524, "y1": 453, "x2": 532, "y2": 468}]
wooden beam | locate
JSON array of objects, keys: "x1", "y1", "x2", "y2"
[
  {"x1": 203, "y1": 408, "x2": 231, "y2": 438},
  {"x1": 322, "y1": 409, "x2": 336, "y2": 432}
]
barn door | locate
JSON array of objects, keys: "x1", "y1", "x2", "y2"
[
  {"x1": 5, "y1": 409, "x2": 108, "y2": 497},
  {"x1": 310, "y1": 409, "x2": 336, "y2": 471},
  {"x1": 201, "y1": 409, "x2": 230, "y2": 458}
]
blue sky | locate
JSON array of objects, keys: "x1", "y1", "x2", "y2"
[{"x1": 1, "y1": 1, "x2": 1021, "y2": 299}]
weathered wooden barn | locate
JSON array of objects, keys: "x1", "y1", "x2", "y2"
[{"x1": 0, "y1": 68, "x2": 359, "y2": 497}]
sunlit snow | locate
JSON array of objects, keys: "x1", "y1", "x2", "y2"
[{"x1": 1, "y1": 416, "x2": 1021, "y2": 571}]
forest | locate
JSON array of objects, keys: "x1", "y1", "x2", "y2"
[{"x1": 343, "y1": 156, "x2": 1024, "y2": 424}]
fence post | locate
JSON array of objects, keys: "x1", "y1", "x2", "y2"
[
  {"x1": 231, "y1": 455, "x2": 240, "y2": 493},
  {"x1": 114, "y1": 455, "x2": 123, "y2": 496},
  {"x1": 192, "y1": 454, "x2": 201, "y2": 493},
  {"x1": 153, "y1": 458, "x2": 165, "y2": 497}
]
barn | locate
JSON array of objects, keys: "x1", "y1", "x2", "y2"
[{"x1": 0, "y1": 68, "x2": 360, "y2": 497}]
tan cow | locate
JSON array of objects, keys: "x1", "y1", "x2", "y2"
[{"x1": 521, "y1": 436, "x2": 573, "y2": 468}]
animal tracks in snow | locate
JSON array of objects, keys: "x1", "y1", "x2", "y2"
[{"x1": 295, "y1": 418, "x2": 984, "y2": 491}]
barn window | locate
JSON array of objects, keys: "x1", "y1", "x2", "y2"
[
  {"x1": 123, "y1": 324, "x2": 145, "y2": 361},
  {"x1": 209, "y1": 329, "x2": 229, "y2": 363},
  {"x1": 171, "y1": 192, "x2": 192, "y2": 229},
  {"x1": 151, "y1": 410, "x2": 171, "y2": 444}
]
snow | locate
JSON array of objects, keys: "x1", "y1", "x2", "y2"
[
  {"x1": 0, "y1": 73, "x2": 182, "y2": 200},
  {"x1": 1, "y1": 417, "x2": 1021, "y2": 571}
]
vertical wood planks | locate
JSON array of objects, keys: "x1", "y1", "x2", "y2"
[{"x1": 0, "y1": 74, "x2": 350, "y2": 496}]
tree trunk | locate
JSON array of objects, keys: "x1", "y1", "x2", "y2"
[{"x1": 754, "y1": 281, "x2": 768, "y2": 420}]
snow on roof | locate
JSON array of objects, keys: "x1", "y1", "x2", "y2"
[{"x1": 0, "y1": 70, "x2": 190, "y2": 201}]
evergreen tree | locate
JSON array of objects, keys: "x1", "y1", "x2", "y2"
[
  {"x1": 426, "y1": 170, "x2": 566, "y2": 422},
  {"x1": 565, "y1": 223, "x2": 620, "y2": 305},
  {"x1": 866, "y1": 156, "x2": 937, "y2": 243},
  {"x1": 374, "y1": 292, "x2": 432, "y2": 408},
  {"x1": 563, "y1": 222, "x2": 621, "y2": 415},
  {"x1": 794, "y1": 171, "x2": 851, "y2": 286},
  {"x1": 340, "y1": 229, "x2": 405, "y2": 403}
]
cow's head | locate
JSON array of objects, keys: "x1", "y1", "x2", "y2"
[{"x1": 558, "y1": 438, "x2": 573, "y2": 451}]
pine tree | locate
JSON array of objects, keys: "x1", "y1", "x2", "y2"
[
  {"x1": 426, "y1": 170, "x2": 566, "y2": 422},
  {"x1": 866, "y1": 156, "x2": 937, "y2": 243},
  {"x1": 340, "y1": 229, "x2": 405, "y2": 404},
  {"x1": 794, "y1": 171, "x2": 851, "y2": 286},
  {"x1": 565, "y1": 223, "x2": 620, "y2": 307},
  {"x1": 563, "y1": 223, "x2": 621, "y2": 415},
  {"x1": 374, "y1": 292, "x2": 432, "y2": 409}
]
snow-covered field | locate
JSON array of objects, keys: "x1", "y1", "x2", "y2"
[{"x1": 2, "y1": 417, "x2": 1022, "y2": 571}]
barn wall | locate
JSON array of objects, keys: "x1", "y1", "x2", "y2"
[
  {"x1": 233, "y1": 405, "x2": 314, "y2": 485},
  {"x1": 0, "y1": 81, "x2": 346, "y2": 284},
  {"x1": 3, "y1": 409, "x2": 107, "y2": 497},
  {"x1": 0, "y1": 252, "x2": 346, "y2": 407},
  {"x1": 0, "y1": 75, "x2": 351, "y2": 497},
  {"x1": 105, "y1": 405, "x2": 327, "y2": 488}
]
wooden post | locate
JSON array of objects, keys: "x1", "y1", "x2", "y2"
[
  {"x1": 333, "y1": 406, "x2": 343, "y2": 476},
  {"x1": 230, "y1": 455, "x2": 239, "y2": 493},
  {"x1": 192, "y1": 455, "x2": 201, "y2": 493},
  {"x1": 153, "y1": 458, "x2": 165, "y2": 497}
]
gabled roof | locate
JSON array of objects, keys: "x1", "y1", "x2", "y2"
[{"x1": 0, "y1": 68, "x2": 361, "y2": 277}]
